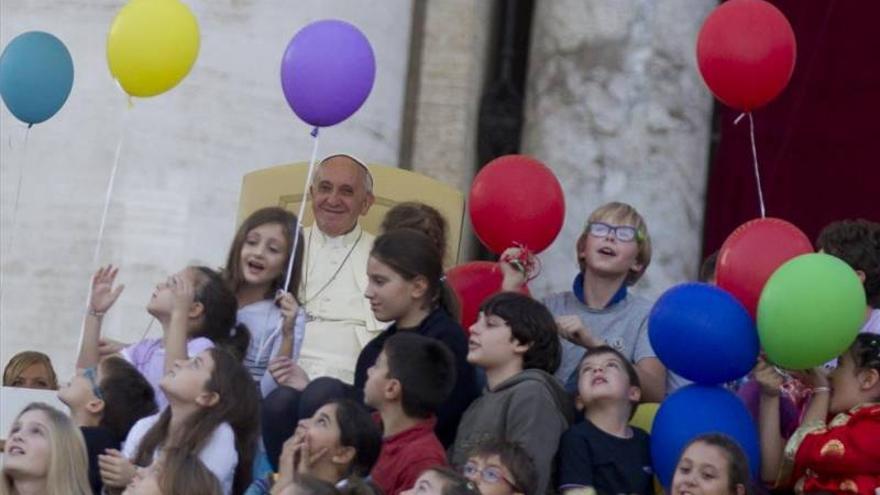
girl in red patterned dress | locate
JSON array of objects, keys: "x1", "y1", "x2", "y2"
[{"x1": 756, "y1": 333, "x2": 880, "y2": 494}]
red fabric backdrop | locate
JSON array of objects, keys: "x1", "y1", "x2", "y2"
[{"x1": 703, "y1": 0, "x2": 880, "y2": 257}]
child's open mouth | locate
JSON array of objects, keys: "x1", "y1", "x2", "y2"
[
  {"x1": 597, "y1": 247, "x2": 617, "y2": 257},
  {"x1": 247, "y1": 260, "x2": 266, "y2": 274}
]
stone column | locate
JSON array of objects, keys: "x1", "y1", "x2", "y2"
[
  {"x1": 401, "y1": 0, "x2": 495, "y2": 261},
  {"x1": 521, "y1": 0, "x2": 716, "y2": 299}
]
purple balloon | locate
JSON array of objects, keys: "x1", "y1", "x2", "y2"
[{"x1": 281, "y1": 20, "x2": 376, "y2": 127}]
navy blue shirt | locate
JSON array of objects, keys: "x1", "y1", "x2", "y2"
[
  {"x1": 354, "y1": 307, "x2": 479, "y2": 447},
  {"x1": 557, "y1": 419, "x2": 654, "y2": 495}
]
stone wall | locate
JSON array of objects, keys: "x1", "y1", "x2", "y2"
[{"x1": 521, "y1": 0, "x2": 716, "y2": 300}]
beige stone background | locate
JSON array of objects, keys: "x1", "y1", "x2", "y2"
[{"x1": 1, "y1": 0, "x2": 713, "y2": 378}]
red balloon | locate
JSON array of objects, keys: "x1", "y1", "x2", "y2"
[
  {"x1": 469, "y1": 155, "x2": 565, "y2": 255},
  {"x1": 446, "y1": 261, "x2": 529, "y2": 332},
  {"x1": 716, "y1": 218, "x2": 813, "y2": 318},
  {"x1": 696, "y1": 0, "x2": 796, "y2": 111}
]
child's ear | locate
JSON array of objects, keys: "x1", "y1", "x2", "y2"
[
  {"x1": 195, "y1": 391, "x2": 220, "y2": 408},
  {"x1": 385, "y1": 378, "x2": 402, "y2": 402},
  {"x1": 858, "y1": 368, "x2": 879, "y2": 391},
  {"x1": 188, "y1": 301, "x2": 205, "y2": 320},
  {"x1": 511, "y1": 339, "x2": 531, "y2": 357},
  {"x1": 574, "y1": 395, "x2": 585, "y2": 412},
  {"x1": 627, "y1": 386, "x2": 642, "y2": 404},
  {"x1": 85, "y1": 399, "x2": 106, "y2": 415},
  {"x1": 331, "y1": 445, "x2": 356, "y2": 468},
  {"x1": 854, "y1": 269, "x2": 866, "y2": 285},
  {"x1": 411, "y1": 276, "x2": 428, "y2": 300},
  {"x1": 629, "y1": 261, "x2": 644, "y2": 277}
]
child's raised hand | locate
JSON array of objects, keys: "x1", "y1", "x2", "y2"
[
  {"x1": 268, "y1": 356, "x2": 310, "y2": 391},
  {"x1": 556, "y1": 315, "x2": 603, "y2": 349},
  {"x1": 753, "y1": 357, "x2": 784, "y2": 397},
  {"x1": 98, "y1": 338, "x2": 126, "y2": 357},
  {"x1": 89, "y1": 265, "x2": 125, "y2": 314},
  {"x1": 98, "y1": 448, "x2": 137, "y2": 488},
  {"x1": 498, "y1": 247, "x2": 529, "y2": 289},
  {"x1": 168, "y1": 273, "x2": 195, "y2": 316},
  {"x1": 275, "y1": 290, "x2": 300, "y2": 336}
]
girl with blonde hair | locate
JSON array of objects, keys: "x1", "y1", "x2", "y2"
[{"x1": 1, "y1": 402, "x2": 91, "y2": 495}]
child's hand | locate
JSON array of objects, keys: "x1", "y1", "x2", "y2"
[
  {"x1": 753, "y1": 357, "x2": 784, "y2": 397},
  {"x1": 275, "y1": 436, "x2": 298, "y2": 491},
  {"x1": 168, "y1": 273, "x2": 195, "y2": 317},
  {"x1": 556, "y1": 315, "x2": 603, "y2": 349},
  {"x1": 89, "y1": 265, "x2": 125, "y2": 315},
  {"x1": 268, "y1": 356, "x2": 310, "y2": 391},
  {"x1": 293, "y1": 436, "x2": 327, "y2": 476},
  {"x1": 498, "y1": 247, "x2": 529, "y2": 289},
  {"x1": 98, "y1": 338, "x2": 126, "y2": 357},
  {"x1": 790, "y1": 367, "x2": 830, "y2": 390},
  {"x1": 98, "y1": 449, "x2": 137, "y2": 488},
  {"x1": 275, "y1": 291, "x2": 300, "y2": 337}
]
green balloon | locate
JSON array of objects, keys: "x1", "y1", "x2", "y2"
[{"x1": 757, "y1": 253, "x2": 865, "y2": 369}]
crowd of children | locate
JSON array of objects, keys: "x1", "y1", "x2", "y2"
[{"x1": 2, "y1": 196, "x2": 878, "y2": 495}]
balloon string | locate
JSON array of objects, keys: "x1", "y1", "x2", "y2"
[
  {"x1": 4, "y1": 126, "x2": 31, "y2": 264},
  {"x1": 258, "y1": 127, "x2": 321, "y2": 365},
  {"x1": 0, "y1": 126, "x2": 31, "y2": 333},
  {"x1": 77, "y1": 104, "x2": 131, "y2": 355},
  {"x1": 282, "y1": 127, "x2": 321, "y2": 293},
  {"x1": 735, "y1": 112, "x2": 766, "y2": 218},
  {"x1": 93, "y1": 106, "x2": 131, "y2": 265}
]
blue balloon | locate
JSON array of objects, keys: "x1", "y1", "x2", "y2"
[
  {"x1": 0, "y1": 31, "x2": 74, "y2": 125},
  {"x1": 649, "y1": 283, "x2": 758, "y2": 384},
  {"x1": 651, "y1": 385, "x2": 760, "y2": 488}
]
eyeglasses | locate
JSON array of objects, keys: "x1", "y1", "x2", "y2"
[
  {"x1": 83, "y1": 367, "x2": 104, "y2": 400},
  {"x1": 587, "y1": 222, "x2": 641, "y2": 243},
  {"x1": 462, "y1": 462, "x2": 520, "y2": 491}
]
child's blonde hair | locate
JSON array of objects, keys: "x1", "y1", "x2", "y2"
[
  {"x1": 1, "y1": 403, "x2": 92, "y2": 495},
  {"x1": 576, "y1": 202, "x2": 652, "y2": 286}
]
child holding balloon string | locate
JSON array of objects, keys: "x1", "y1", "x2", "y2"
[
  {"x1": 221, "y1": 207, "x2": 306, "y2": 397},
  {"x1": 500, "y1": 201, "x2": 667, "y2": 402},
  {"x1": 755, "y1": 333, "x2": 880, "y2": 494}
]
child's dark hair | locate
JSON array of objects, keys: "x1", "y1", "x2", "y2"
[
  {"x1": 578, "y1": 346, "x2": 641, "y2": 415},
  {"x1": 681, "y1": 434, "x2": 752, "y2": 495},
  {"x1": 135, "y1": 347, "x2": 260, "y2": 495},
  {"x1": 223, "y1": 207, "x2": 304, "y2": 300},
  {"x1": 426, "y1": 467, "x2": 480, "y2": 495},
  {"x1": 380, "y1": 202, "x2": 448, "y2": 261},
  {"x1": 382, "y1": 333, "x2": 457, "y2": 419},
  {"x1": 98, "y1": 356, "x2": 157, "y2": 443},
  {"x1": 159, "y1": 448, "x2": 223, "y2": 495},
  {"x1": 700, "y1": 250, "x2": 719, "y2": 283},
  {"x1": 479, "y1": 292, "x2": 561, "y2": 374},
  {"x1": 192, "y1": 266, "x2": 251, "y2": 361},
  {"x1": 327, "y1": 399, "x2": 382, "y2": 477},
  {"x1": 848, "y1": 333, "x2": 880, "y2": 378},
  {"x1": 816, "y1": 219, "x2": 880, "y2": 307},
  {"x1": 466, "y1": 438, "x2": 538, "y2": 495},
  {"x1": 371, "y1": 229, "x2": 461, "y2": 321}
]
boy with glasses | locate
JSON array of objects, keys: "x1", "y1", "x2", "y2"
[
  {"x1": 57, "y1": 356, "x2": 157, "y2": 494},
  {"x1": 462, "y1": 438, "x2": 537, "y2": 495},
  {"x1": 501, "y1": 202, "x2": 666, "y2": 401}
]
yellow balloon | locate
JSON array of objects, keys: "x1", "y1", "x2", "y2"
[
  {"x1": 629, "y1": 402, "x2": 660, "y2": 433},
  {"x1": 107, "y1": 0, "x2": 199, "y2": 97}
]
